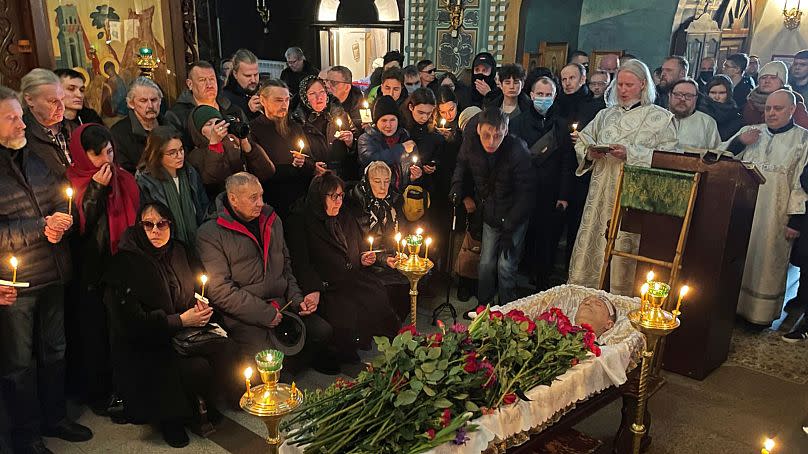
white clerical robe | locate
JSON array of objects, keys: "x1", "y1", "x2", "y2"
[
  {"x1": 569, "y1": 104, "x2": 677, "y2": 295},
  {"x1": 721, "y1": 124, "x2": 808, "y2": 324},
  {"x1": 674, "y1": 110, "x2": 721, "y2": 150}
]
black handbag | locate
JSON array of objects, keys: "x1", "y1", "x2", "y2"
[{"x1": 171, "y1": 324, "x2": 229, "y2": 356}]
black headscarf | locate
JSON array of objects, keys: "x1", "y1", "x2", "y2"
[{"x1": 305, "y1": 173, "x2": 349, "y2": 254}]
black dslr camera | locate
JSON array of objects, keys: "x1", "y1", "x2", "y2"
[{"x1": 224, "y1": 115, "x2": 250, "y2": 139}]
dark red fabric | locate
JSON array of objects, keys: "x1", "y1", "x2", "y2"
[
  {"x1": 208, "y1": 142, "x2": 225, "y2": 154},
  {"x1": 384, "y1": 136, "x2": 399, "y2": 147},
  {"x1": 66, "y1": 123, "x2": 140, "y2": 254}
]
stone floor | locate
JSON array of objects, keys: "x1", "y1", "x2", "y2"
[{"x1": 39, "y1": 270, "x2": 808, "y2": 453}]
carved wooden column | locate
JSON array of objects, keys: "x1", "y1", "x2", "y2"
[{"x1": 0, "y1": 0, "x2": 39, "y2": 89}]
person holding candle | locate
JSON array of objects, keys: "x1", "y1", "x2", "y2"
[
  {"x1": 285, "y1": 172, "x2": 400, "y2": 363},
  {"x1": 66, "y1": 123, "x2": 140, "y2": 414},
  {"x1": 0, "y1": 85, "x2": 93, "y2": 452},
  {"x1": 136, "y1": 126, "x2": 209, "y2": 245},
  {"x1": 358, "y1": 95, "x2": 421, "y2": 193},
  {"x1": 250, "y1": 79, "x2": 319, "y2": 218},
  {"x1": 293, "y1": 76, "x2": 355, "y2": 179},
  {"x1": 325, "y1": 66, "x2": 365, "y2": 132},
  {"x1": 196, "y1": 172, "x2": 334, "y2": 375},
  {"x1": 187, "y1": 104, "x2": 275, "y2": 200},
  {"x1": 104, "y1": 202, "x2": 239, "y2": 448}
]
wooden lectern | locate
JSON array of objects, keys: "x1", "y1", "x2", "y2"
[{"x1": 623, "y1": 151, "x2": 763, "y2": 379}]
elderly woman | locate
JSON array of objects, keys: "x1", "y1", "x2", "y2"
[
  {"x1": 293, "y1": 76, "x2": 356, "y2": 179},
  {"x1": 136, "y1": 126, "x2": 209, "y2": 245},
  {"x1": 698, "y1": 75, "x2": 744, "y2": 141},
  {"x1": 187, "y1": 105, "x2": 275, "y2": 200},
  {"x1": 569, "y1": 59, "x2": 677, "y2": 295},
  {"x1": 285, "y1": 172, "x2": 401, "y2": 363},
  {"x1": 358, "y1": 95, "x2": 422, "y2": 193},
  {"x1": 104, "y1": 202, "x2": 239, "y2": 448},
  {"x1": 66, "y1": 123, "x2": 140, "y2": 413}
]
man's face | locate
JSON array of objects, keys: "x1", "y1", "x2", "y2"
[
  {"x1": 409, "y1": 102, "x2": 434, "y2": 125},
  {"x1": 476, "y1": 122, "x2": 507, "y2": 154},
  {"x1": 287, "y1": 55, "x2": 305, "y2": 73},
  {"x1": 187, "y1": 67, "x2": 218, "y2": 103},
  {"x1": 228, "y1": 182, "x2": 265, "y2": 222},
  {"x1": 574, "y1": 296, "x2": 615, "y2": 337},
  {"x1": 381, "y1": 79, "x2": 403, "y2": 101},
  {"x1": 234, "y1": 61, "x2": 259, "y2": 93},
  {"x1": 25, "y1": 83, "x2": 65, "y2": 127},
  {"x1": 700, "y1": 58, "x2": 715, "y2": 73},
  {"x1": 588, "y1": 74, "x2": 609, "y2": 98},
  {"x1": 571, "y1": 54, "x2": 589, "y2": 68},
  {"x1": 377, "y1": 114, "x2": 398, "y2": 136},
  {"x1": 660, "y1": 59, "x2": 684, "y2": 88},
  {"x1": 758, "y1": 74, "x2": 784, "y2": 94},
  {"x1": 669, "y1": 83, "x2": 698, "y2": 118},
  {"x1": 404, "y1": 73, "x2": 419, "y2": 86},
  {"x1": 721, "y1": 60, "x2": 741, "y2": 78},
  {"x1": 599, "y1": 55, "x2": 619, "y2": 73},
  {"x1": 792, "y1": 58, "x2": 808, "y2": 81},
  {"x1": 560, "y1": 66, "x2": 584, "y2": 95},
  {"x1": 128, "y1": 86, "x2": 161, "y2": 123},
  {"x1": 60, "y1": 76, "x2": 85, "y2": 111},
  {"x1": 530, "y1": 81, "x2": 555, "y2": 100},
  {"x1": 616, "y1": 70, "x2": 644, "y2": 106},
  {"x1": 260, "y1": 86, "x2": 290, "y2": 120},
  {"x1": 0, "y1": 98, "x2": 26, "y2": 150},
  {"x1": 326, "y1": 70, "x2": 352, "y2": 101},
  {"x1": 500, "y1": 77, "x2": 523, "y2": 99},
  {"x1": 419, "y1": 64, "x2": 436, "y2": 86},
  {"x1": 765, "y1": 92, "x2": 796, "y2": 129},
  {"x1": 473, "y1": 64, "x2": 492, "y2": 76},
  {"x1": 748, "y1": 57, "x2": 760, "y2": 74}
]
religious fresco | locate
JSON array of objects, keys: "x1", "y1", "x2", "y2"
[{"x1": 45, "y1": 1, "x2": 177, "y2": 121}]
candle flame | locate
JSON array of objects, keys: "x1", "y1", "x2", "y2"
[
  {"x1": 640, "y1": 282, "x2": 649, "y2": 295},
  {"x1": 368, "y1": 236, "x2": 374, "y2": 244},
  {"x1": 646, "y1": 270, "x2": 654, "y2": 282},
  {"x1": 336, "y1": 118, "x2": 343, "y2": 127},
  {"x1": 572, "y1": 122, "x2": 579, "y2": 130},
  {"x1": 9, "y1": 257, "x2": 18, "y2": 269},
  {"x1": 440, "y1": 118, "x2": 447, "y2": 126},
  {"x1": 680, "y1": 285, "x2": 689, "y2": 297},
  {"x1": 362, "y1": 100, "x2": 369, "y2": 109},
  {"x1": 416, "y1": 227, "x2": 424, "y2": 235},
  {"x1": 65, "y1": 187, "x2": 74, "y2": 198},
  {"x1": 200, "y1": 274, "x2": 208, "y2": 285},
  {"x1": 244, "y1": 367, "x2": 253, "y2": 379},
  {"x1": 412, "y1": 155, "x2": 418, "y2": 164},
  {"x1": 425, "y1": 237, "x2": 433, "y2": 246},
  {"x1": 764, "y1": 438, "x2": 775, "y2": 451},
  {"x1": 402, "y1": 239, "x2": 407, "y2": 248},
  {"x1": 395, "y1": 232, "x2": 401, "y2": 242},
  {"x1": 297, "y1": 139, "x2": 305, "y2": 150}
]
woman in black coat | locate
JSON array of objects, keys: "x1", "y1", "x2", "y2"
[
  {"x1": 104, "y1": 202, "x2": 239, "y2": 448},
  {"x1": 698, "y1": 75, "x2": 744, "y2": 141},
  {"x1": 285, "y1": 172, "x2": 401, "y2": 360}
]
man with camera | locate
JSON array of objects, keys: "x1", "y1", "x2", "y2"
[
  {"x1": 166, "y1": 61, "x2": 249, "y2": 151},
  {"x1": 222, "y1": 49, "x2": 263, "y2": 121},
  {"x1": 186, "y1": 105, "x2": 275, "y2": 200}
]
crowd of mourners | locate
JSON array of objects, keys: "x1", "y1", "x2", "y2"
[{"x1": 2, "y1": 44, "x2": 808, "y2": 452}]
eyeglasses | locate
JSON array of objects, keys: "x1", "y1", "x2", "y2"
[
  {"x1": 326, "y1": 192, "x2": 345, "y2": 201},
  {"x1": 588, "y1": 81, "x2": 607, "y2": 87},
  {"x1": 420, "y1": 68, "x2": 436, "y2": 74},
  {"x1": 141, "y1": 219, "x2": 171, "y2": 231},
  {"x1": 164, "y1": 147, "x2": 184, "y2": 158},
  {"x1": 671, "y1": 92, "x2": 697, "y2": 101},
  {"x1": 323, "y1": 78, "x2": 350, "y2": 86},
  {"x1": 722, "y1": 62, "x2": 738, "y2": 70},
  {"x1": 286, "y1": 59, "x2": 300, "y2": 66}
]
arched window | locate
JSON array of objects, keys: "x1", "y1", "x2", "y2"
[{"x1": 318, "y1": 0, "x2": 399, "y2": 22}]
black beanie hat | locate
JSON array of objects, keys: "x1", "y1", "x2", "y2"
[
  {"x1": 383, "y1": 50, "x2": 405, "y2": 67},
  {"x1": 373, "y1": 95, "x2": 400, "y2": 122}
]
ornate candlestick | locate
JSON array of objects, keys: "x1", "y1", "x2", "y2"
[
  {"x1": 137, "y1": 47, "x2": 159, "y2": 79},
  {"x1": 240, "y1": 349, "x2": 303, "y2": 453},
  {"x1": 396, "y1": 232, "x2": 433, "y2": 329},
  {"x1": 628, "y1": 280, "x2": 687, "y2": 454}
]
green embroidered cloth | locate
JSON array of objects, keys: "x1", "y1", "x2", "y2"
[{"x1": 620, "y1": 165, "x2": 697, "y2": 218}]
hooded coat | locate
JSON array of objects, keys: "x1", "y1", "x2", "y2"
[{"x1": 283, "y1": 178, "x2": 400, "y2": 352}]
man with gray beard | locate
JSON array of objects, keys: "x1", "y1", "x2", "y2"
[{"x1": 110, "y1": 77, "x2": 165, "y2": 173}]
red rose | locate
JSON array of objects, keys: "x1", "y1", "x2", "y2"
[
  {"x1": 398, "y1": 324, "x2": 418, "y2": 336},
  {"x1": 441, "y1": 408, "x2": 452, "y2": 427},
  {"x1": 463, "y1": 352, "x2": 479, "y2": 373},
  {"x1": 426, "y1": 428, "x2": 436, "y2": 440},
  {"x1": 475, "y1": 305, "x2": 487, "y2": 314},
  {"x1": 525, "y1": 320, "x2": 536, "y2": 334},
  {"x1": 502, "y1": 393, "x2": 517, "y2": 405},
  {"x1": 490, "y1": 310, "x2": 504, "y2": 319},
  {"x1": 428, "y1": 332, "x2": 443, "y2": 347},
  {"x1": 571, "y1": 358, "x2": 579, "y2": 366}
]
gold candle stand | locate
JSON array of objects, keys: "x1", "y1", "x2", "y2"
[
  {"x1": 240, "y1": 350, "x2": 303, "y2": 453},
  {"x1": 396, "y1": 238, "x2": 433, "y2": 330}
]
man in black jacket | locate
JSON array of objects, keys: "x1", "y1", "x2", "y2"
[
  {"x1": 20, "y1": 69, "x2": 71, "y2": 178},
  {"x1": 110, "y1": 76, "x2": 165, "y2": 173},
  {"x1": 54, "y1": 69, "x2": 102, "y2": 134},
  {"x1": 222, "y1": 49, "x2": 263, "y2": 121},
  {"x1": 0, "y1": 86, "x2": 92, "y2": 454},
  {"x1": 280, "y1": 47, "x2": 320, "y2": 109},
  {"x1": 510, "y1": 77, "x2": 575, "y2": 289},
  {"x1": 450, "y1": 107, "x2": 535, "y2": 306},
  {"x1": 165, "y1": 61, "x2": 248, "y2": 151}
]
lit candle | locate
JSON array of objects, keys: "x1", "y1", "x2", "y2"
[
  {"x1": 762, "y1": 438, "x2": 775, "y2": 454},
  {"x1": 395, "y1": 232, "x2": 402, "y2": 253},
  {"x1": 297, "y1": 139, "x2": 305, "y2": 154},
  {"x1": 674, "y1": 285, "x2": 689, "y2": 314},
  {"x1": 200, "y1": 274, "x2": 208, "y2": 298},
  {"x1": 572, "y1": 122, "x2": 579, "y2": 133},
  {"x1": 362, "y1": 100, "x2": 369, "y2": 109},
  {"x1": 336, "y1": 118, "x2": 343, "y2": 131},
  {"x1": 425, "y1": 237, "x2": 432, "y2": 260},
  {"x1": 244, "y1": 367, "x2": 253, "y2": 398},
  {"x1": 401, "y1": 239, "x2": 407, "y2": 252},
  {"x1": 416, "y1": 227, "x2": 424, "y2": 236},
  {"x1": 412, "y1": 155, "x2": 419, "y2": 165},
  {"x1": 440, "y1": 118, "x2": 447, "y2": 128},
  {"x1": 9, "y1": 256, "x2": 18, "y2": 284},
  {"x1": 65, "y1": 187, "x2": 74, "y2": 215},
  {"x1": 646, "y1": 270, "x2": 654, "y2": 283},
  {"x1": 640, "y1": 282, "x2": 649, "y2": 312},
  {"x1": 368, "y1": 235, "x2": 374, "y2": 252}
]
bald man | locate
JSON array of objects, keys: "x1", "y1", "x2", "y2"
[{"x1": 722, "y1": 89, "x2": 808, "y2": 326}]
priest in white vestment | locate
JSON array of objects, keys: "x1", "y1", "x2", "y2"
[
  {"x1": 569, "y1": 59, "x2": 677, "y2": 295},
  {"x1": 669, "y1": 79, "x2": 721, "y2": 150},
  {"x1": 722, "y1": 90, "x2": 808, "y2": 325}
]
